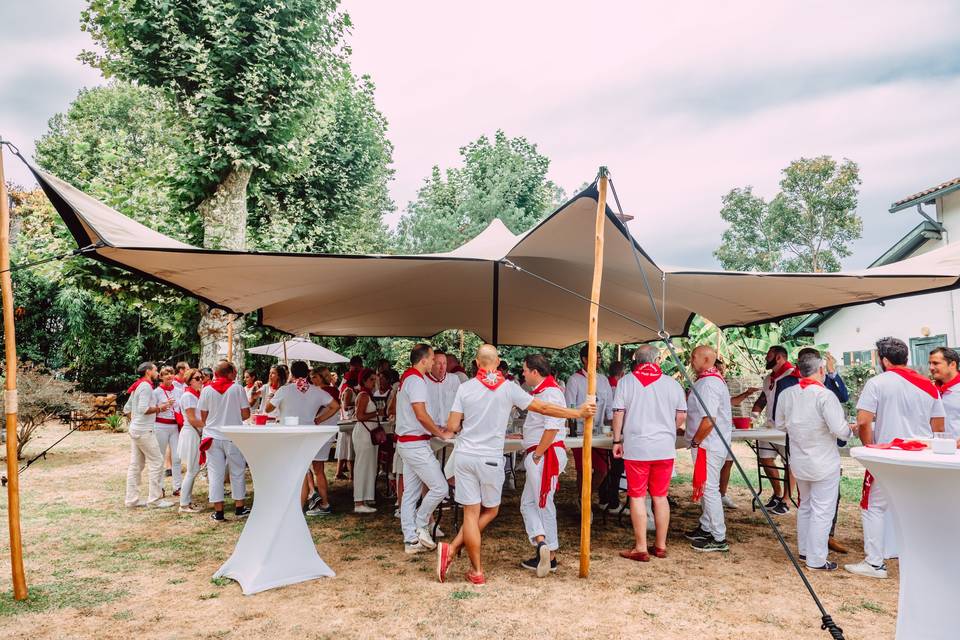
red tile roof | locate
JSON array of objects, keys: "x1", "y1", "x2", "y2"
[{"x1": 892, "y1": 176, "x2": 960, "y2": 207}]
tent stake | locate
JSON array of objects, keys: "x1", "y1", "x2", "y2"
[
  {"x1": 0, "y1": 142, "x2": 28, "y2": 600},
  {"x1": 579, "y1": 167, "x2": 608, "y2": 578}
]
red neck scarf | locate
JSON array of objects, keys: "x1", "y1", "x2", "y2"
[
  {"x1": 186, "y1": 386, "x2": 201, "y2": 398},
  {"x1": 769, "y1": 361, "x2": 799, "y2": 389},
  {"x1": 476, "y1": 368, "x2": 506, "y2": 391},
  {"x1": 938, "y1": 374, "x2": 960, "y2": 396},
  {"x1": 127, "y1": 378, "x2": 153, "y2": 394},
  {"x1": 210, "y1": 377, "x2": 233, "y2": 395},
  {"x1": 531, "y1": 375, "x2": 561, "y2": 395},
  {"x1": 697, "y1": 367, "x2": 725, "y2": 383},
  {"x1": 608, "y1": 375, "x2": 619, "y2": 388},
  {"x1": 426, "y1": 372, "x2": 446, "y2": 383},
  {"x1": 400, "y1": 367, "x2": 423, "y2": 390},
  {"x1": 887, "y1": 366, "x2": 940, "y2": 399},
  {"x1": 798, "y1": 377, "x2": 824, "y2": 389},
  {"x1": 159, "y1": 383, "x2": 174, "y2": 392},
  {"x1": 632, "y1": 363, "x2": 662, "y2": 387},
  {"x1": 576, "y1": 369, "x2": 586, "y2": 377},
  {"x1": 245, "y1": 382, "x2": 255, "y2": 390},
  {"x1": 294, "y1": 377, "x2": 309, "y2": 393}
]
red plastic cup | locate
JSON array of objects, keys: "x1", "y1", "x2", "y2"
[
  {"x1": 733, "y1": 417, "x2": 751, "y2": 430},
  {"x1": 254, "y1": 414, "x2": 268, "y2": 426}
]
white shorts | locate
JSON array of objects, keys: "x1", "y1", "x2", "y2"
[
  {"x1": 314, "y1": 440, "x2": 334, "y2": 463},
  {"x1": 757, "y1": 441, "x2": 786, "y2": 460},
  {"x1": 454, "y1": 453, "x2": 504, "y2": 508}
]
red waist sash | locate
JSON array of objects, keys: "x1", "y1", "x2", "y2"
[{"x1": 526, "y1": 441, "x2": 566, "y2": 508}]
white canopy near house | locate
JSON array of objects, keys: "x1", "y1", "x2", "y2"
[
  {"x1": 29, "y1": 161, "x2": 960, "y2": 347},
  {"x1": 247, "y1": 338, "x2": 348, "y2": 363}
]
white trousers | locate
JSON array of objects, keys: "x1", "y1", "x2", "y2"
[
  {"x1": 207, "y1": 438, "x2": 246, "y2": 503},
  {"x1": 352, "y1": 423, "x2": 377, "y2": 503},
  {"x1": 520, "y1": 448, "x2": 567, "y2": 550},
  {"x1": 125, "y1": 429, "x2": 164, "y2": 506},
  {"x1": 177, "y1": 428, "x2": 201, "y2": 507},
  {"x1": 692, "y1": 446, "x2": 726, "y2": 541},
  {"x1": 155, "y1": 424, "x2": 181, "y2": 491},
  {"x1": 861, "y1": 477, "x2": 891, "y2": 567},
  {"x1": 796, "y1": 471, "x2": 840, "y2": 568},
  {"x1": 398, "y1": 444, "x2": 448, "y2": 543}
]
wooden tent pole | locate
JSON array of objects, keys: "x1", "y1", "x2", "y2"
[
  {"x1": 579, "y1": 168, "x2": 608, "y2": 578},
  {"x1": 226, "y1": 316, "x2": 234, "y2": 363},
  {"x1": 282, "y1": 340, "x2": 288, "y2": 366},
  {"x1": 0, "y1": 144, "x2": 28, "y2": 600}
]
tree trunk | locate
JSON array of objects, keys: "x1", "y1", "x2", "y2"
[{"x1": 198, "y1": 166, "x2": 252, "y2": 368}]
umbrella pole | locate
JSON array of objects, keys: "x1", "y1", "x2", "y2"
[
  {"x1": 579, "y1": 167, "x2": 608, "y2": 579},
  {"x1": 0, "y1": 145, "x2": 28, "y2": 600},
  {"x1": 282, "y1": 340, "x2": 288, "y2": 367},
  {"x1": 226, "y1": 316, "x2": 234, "y2": 363}
]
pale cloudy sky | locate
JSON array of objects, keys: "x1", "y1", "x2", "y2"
[{"x1": 2, "y1": 1, "x2": 959, "y2": 267}]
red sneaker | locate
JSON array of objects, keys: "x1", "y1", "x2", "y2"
[
  {"x1": 465, "y1": 570, "x2": 486, "y2": 586},
  {"x1": 437, "y1": 543, "x2": 453, "y2": 583}
]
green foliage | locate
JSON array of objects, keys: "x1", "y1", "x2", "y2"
[
  {"x1": 0, "y1": 577, "x2": 127, "y2": 617},
  {"x1": 715, "y1": 156, "x2": 862, "y2": 273},
  {"x1": 840, "y1": 362, "x2": 877, "y2": 418},
  {"x1": 80, "y1": 0, "x2": 351, "y2": 200},
  {"x1": 394, "y1": 130, "x2": 566, "y2": 253}
]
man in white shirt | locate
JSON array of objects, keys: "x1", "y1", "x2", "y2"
[
  {"x1": 845, "y1": 337, "x2": 945, "y2": 578},
  {"x1": 446, "y1": 353, "x2": 470, "y2": 385},
  {"x1": 930, "y1": 346, "x2": 960, "y2": 438},
  {"x1": 751, "y1": 345, "x2": 796, "y2": 515},
  {"x1": 683, "y1": 345, "x2": 734, "y2": 552},
  {"x1": 198, "y1": 361, "x2": 252, "y2": 522},
  {"x1": 565, "y1": 345, "x2": 615, "y2": 512},
  {"x1": 775, "y1": 351, "x2": 852, "y2": 571},
  {"x1": 517, "y1": 354, "x2": 570, "y2": 577},
  {"x1": 124, "y1": 362, "x2": 174, "y2": 509},
  {"x1": 426, "y1": 348, "x2": 461, "y2": 426},
  {"x1": 612, "y1": 345, "x2": 686, "y2": 562},
  {"x1": 436, "y1": 344, "x2": 595, "y2": 585},
  {"x1": 172, "y1": 361, "x2": 190, "y2": 396},
  {"x1": 395, "y1": 344, "x2": 453, "y2": 555},
  {"x1": 267, "y1": 360, "x2": 340, "y2": 515}
]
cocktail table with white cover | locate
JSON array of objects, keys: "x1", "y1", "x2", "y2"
[
  {"x1": 215, "y1": 425, "x2": 339, "y2": 595},
  {"x1": 851, "y1": 446, "x2": 960, "y2": 640}
]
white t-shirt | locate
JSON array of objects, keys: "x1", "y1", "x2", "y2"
[
  {"x1": 127, "y1": 382, "x2": 156, "y2": 432},
  {"x1": 613, "y1": 373, "x2": 686, "y2": 461},
  {"x1": 856, "y1": 371, "x2": 945, "y2": 442},
  {"x1": 152, "y1": 385, "x2": 179, "y2": 422},
  {"x1": 197, "y1": 382, "x2": 250, "y2": 440},
  {"x1": 451, "y1": 379, "x2": 533, "y2": 457},
  {"x1": 426, "y1": 373, "x2": 461, "y2": 425},
  {"x1": 172, "y1": 378, "x2": 187, "y2": 400},
  {"x1": 271, "y1": 382, "x2": 334, "y2": 426},
  {"x1": 179, "y1": 391, "x2": 201, "y2": 433},
  {"x1": 452, "y1": 370, "x2": 469, "y2": 385},
  {"x1": 684, "y1": 375, "x2": 733, "y2": 452},
  {"x1": 395, "y1": 373, "x2": 430, "y2": 446},
  {"x1": 941, "y1": 382, "x2": 960, "y2": 439},
  {"x1": 775, "y1": 384, "x2": 851, "y2": 481},
  {"x1": 762, "y1": 366, "x2": 797, "y2": 426},
  {"x1": 521, "y1": 385, "x2": 566, "y2": 449},
  {"x1": 258, "y1": 384, "x2": 282, "y2": 418},
  {"x1": 564, "y1": 370, "x2": 613, "y2": 432}
]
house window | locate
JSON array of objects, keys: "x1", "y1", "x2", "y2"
[
  {"x1": 909, "y1": 335, "x2": 948, "y2": 369},
  {"x1": 843, "y1": 350, "x2": 873, "y2": 367}
]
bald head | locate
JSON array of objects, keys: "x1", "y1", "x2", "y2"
[
  {"x1": 690, "y1": 345, "x2": 717, "y2": 373},
  {"x1": 476, "y1": 344, "x2": 500, "y2": 369}
]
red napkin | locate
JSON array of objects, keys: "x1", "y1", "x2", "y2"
[
  {"x1": 692, "y1": 447, "x2": 707, "y2": 503},
  {"x1": 865, "y1": 438, "x2": 927, "y2": 451}
]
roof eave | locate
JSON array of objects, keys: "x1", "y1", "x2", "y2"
[{"x1": 889, "y1": 181, "x2": 960, "y2": 213}]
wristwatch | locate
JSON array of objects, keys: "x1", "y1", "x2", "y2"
[{"x1": 612, "y1": 439, "x2": 623, "y2": 444}]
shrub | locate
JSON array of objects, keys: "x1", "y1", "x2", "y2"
[{"x1": 0, "y1": 363, "x2": 82, "y2": 459}]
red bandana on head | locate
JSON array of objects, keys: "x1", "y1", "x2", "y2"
[
  {"x1": 697, "y1": 367, "x2": 725, "y2": 383},
  {"x1": 399, "y1": 367, "x2": 423, "y2": 390},
  {"x1": 127, "y1": 377, "x2": 153, "y2": 394},
  {"x1": 798, "y1": 377, "x2": 824, "y2": 389},
  {"x1": 531, "y1": 375, "x2": 561, "y2": 395},
  {"x1": 210, "y1": 377, "x2": 233, "y2": 395},
  {"x1": 938, "y1": 375, "x2": 960, "y2": 396},
  {"x1": 887, "y1": 366, "x2": 940, "y2": 400},
  {"x1": 632, "y1": 363, "x2": 662, "y2": 387},
  {"x1": 476, "y1": 368, "x2": 506, "y2": 391}
]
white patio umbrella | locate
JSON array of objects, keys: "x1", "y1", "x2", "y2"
[{"x1": 247, "y1": 337, "x2": 348, "y2": 363}]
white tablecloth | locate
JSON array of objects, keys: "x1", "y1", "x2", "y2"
[
  {"x1": 851, "y1": 446, "x2": 960, "y2": 639},
  {"x1": 215, "y1": 425, "x2": 339, "y2": 595}
]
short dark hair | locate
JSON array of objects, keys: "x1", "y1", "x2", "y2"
[
  {"x1": 931, "y1": 346, "x2": 960, "y2": 368},
  {"x1": 290, "y1": 361, "x2": 310, "y2": 379},
  {"x1": 797, "y1": 347, "x2": 821, "y2": 359},
  {"x1": 410, "y1": 343, "x2": 433, "y2": 366},
  {"x1": 876, "y1": 337, "x2": 909, "y2": 366},
  {"x1": 769, "y1": 345, "x2": 788, "y2": 359},
  {"x1": 523, "y1": 354, "x2": 552, "y2": 377},
  {"x1": 608, "y1": 361, "x2": 625, "y2": 376},
  {"x1": 175, "y1": 361, "x2": 189, "y2": 372},
  {"x1": 433, "y1": 348, "x2": 446, "y2": 356},
  {"x1": 137, "y1": 361, "x2": 155, "y2": 377},
  {"x1": 215, "y1": 360, "x2": 235, "y2": 377},
  {"x1": 579, "y1": 344, "x2": 602, "y2": 362},
  {"x1": 349, "y1": 356, "x2": 363, "y2": 367},
  {"x1": 358, "y1": 368, "x2": 377, "y2": 387},
  {"x1": 201, "y1": 367, "x2": 213, "y2": 378}
]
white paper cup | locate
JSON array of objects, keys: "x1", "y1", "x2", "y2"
[
  {"x1": 283, "y1": 416, "x2": 299, "y2": 426},
  {"x1": 931, "y1": 436, "x2": 956, "y2": 455}
]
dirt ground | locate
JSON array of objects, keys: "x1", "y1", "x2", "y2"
[{"x1": 0, "y1": 424, "x2": 898, "y2": 639}]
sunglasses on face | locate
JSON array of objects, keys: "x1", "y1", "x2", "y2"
[{"x1": 191, "y1": 376, "x2": 203, "y2": 381}]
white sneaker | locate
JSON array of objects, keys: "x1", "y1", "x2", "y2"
[
  {"x1": 843, "y1": 561, "x2": 888, "y2": 579},
  {"x1": 607, "y1": 503, "x2": 624, "y2": 514},
  {"x1": 394, "y1": 508, "x2": 401, "y2": 518},
  {"x1": 149, "y1": 500, "x2": 174, "y2": 509},
  {"x1": 354, "y1": 505, "x2": 376, "y2": 514},
  {"x1": 722, "y1": 495, "x2": 738, "y2": 510},
  {"x1": 416, "y1": 526, "x2": 437, "y2": 550},
  {"x1": 179, "y1": 504, "x2": 202, "y2": 513},
  {"x1": 433, "y1": 526, "x2": 446, "y2": 539},
  {"x1": 126, "y1": 499, "x2": 148, "y2": 509},
  {"x1": 404, "y1": 540, "x2": 426, "y2": 555}
]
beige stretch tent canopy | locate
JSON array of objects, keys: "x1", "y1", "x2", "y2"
[{"x1": 30, "y1": 161, "x2": 960, "y2": 346}]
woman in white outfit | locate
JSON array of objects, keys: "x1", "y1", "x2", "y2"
[
  {"x1": 152, "y1": 365, "x2": 182, "y2": 496},
  {"x1": 177, "y1": 368, "x2": 205, "y2": 513},
  {"x1": 352, "y1": 369, "x2": 380, "y2": 513}
]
